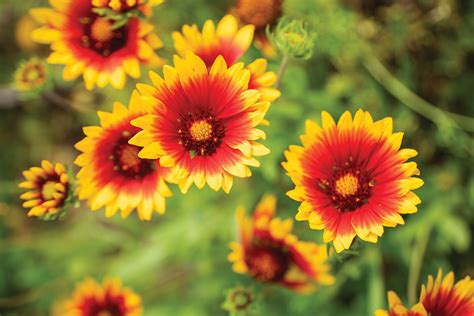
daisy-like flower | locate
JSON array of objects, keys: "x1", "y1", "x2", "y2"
[
  {"x1": 129, "y1": 53, "x2": 272, "y2": 193},
  {"x1": 172, "y1": 15, "x2": 280, "y2": 103},
  {"x1": 418, "y1": 269, "x2": 474, "y2": 316},
  {"x1": 231, "y1": 0, "x2": 283, "y2": 58},
  {"x1": 14, "y1": 57, "x2": 49, "y2": 92},
  {"x1": 19, "y1": 160, "x2": 70, "y2": 218},
  {"x1": 228, "y1": 195, "x2": 334, "y2": 293},
  {"x1": 55, "y1": 277, "x2": 142, "y2": 316},
  {"x1": 375, "y1": 291, "x2": 427, "y2": 316},
  {"x1": 30, "y1": 0, "x2": 164, "y2": 90},
  {"x1": 75, "y1": 91, "x2": 172, "y2": 220},
  {"x1": 283, "y1": 110, "x2": 424, "y2": 253},
  {"x1": 92, "y1": 0, "x2": 163, "y2": 16}
]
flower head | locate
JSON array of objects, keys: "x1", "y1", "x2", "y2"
[
  {"x1": 30, "y1": 0, "x2": 164, "y2": 90},
  {"x1": 19, "y1": 160, "x2": 70, "y2": 219},
  {"x1": 14, "y1": 57, "x2": 49, "y2": 92},
  {"x1": 129, "y1": 53, "x2": 273, "y2": 193},
  {"x1": 228, "y1": 195, "x2": 334, "y2": 293},
  {"x1": 419, "y1": 270, "x2": 474, "y2": 316},
  {"x1": 75, "y1": 91, "x2": 172, "y2": 220},
  {"x1": 55, "y1": 277, "x2": 142, "y2": 316},
  {"x1": 375, "y1": 291, "x2": 427, "y2": 316},
  {"x1": 283, "y1": 110, "x2": 423, "y2": 253}
]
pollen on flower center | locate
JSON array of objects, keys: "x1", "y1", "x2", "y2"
[
  {"x1": 80, "y1": 15, "x2": 128, "y2": 57},
  {"x1": 335, "y1": 173, "x2": 359, "y2": 197},
  {"x1": 190, "y1": 120, "x2": 213, "y2": 141},
  {"x1": 245, "y1": 243, "x2": 290, "y2": 282},
  {"x1": 97, "y1": 311, "x2": 113, "y2": 316},
  {"x1": 41, "y1": 181, "x2": 57, "y2": 200},
  {"x1": 90, "y1": 18, "x2": 115, "y2": 42}
]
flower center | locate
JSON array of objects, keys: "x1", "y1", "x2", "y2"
[
  {"x1": 317, "y1": 157, "x2": 373, "y2": 212},
  {"x1": 245, "y1": 241, "x2": 290, "y2": 282},
  {"x1": 111, "y1": 131, "x2": 156, "y2": 179},
  {"x1": 177, "y1": 111, "x2": 226, "y2": 157},
  {"x1": 97, "y1": 311, "x2": 113, "y2": 316},
  {"x1": 80, "y1": 15, "x2": 128, "y2": 57},
  {"x1": 335, "y1": 173, "x2": 359, "y2": 197},
  {"x1": 235, "y1": 0, "x2": 282, "y2": 30},
  {"x1": 190, "y1": 120, "x2": 213, "y2": 141},
  {"x1": 41, "y1": 181, "x2": 57, "y2": 201}
]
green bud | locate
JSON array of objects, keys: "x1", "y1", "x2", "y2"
[
  {"x1": 221, "y1": 286, "x2": 257, "y2": 316},
  {"x1": 267, "y1": 17, "x2": 317, "y2": 60}
]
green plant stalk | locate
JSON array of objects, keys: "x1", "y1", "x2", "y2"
[
  {"x1": 367, "y1": 247, "x2": 384, "y2": 314},
  {"x1": 275, "y1": 54, "x2": 289, "y2": 89},
  {"x1": 407, "y1": 223, "x2": 432, "y2": 305},
  {"x1": 363, "y1": 54, "x2": 474, "y2": 132}
]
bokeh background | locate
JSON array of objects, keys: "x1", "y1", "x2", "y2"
[{"x1": 0, "y1": 0, "x2": 473, "y2": 315}]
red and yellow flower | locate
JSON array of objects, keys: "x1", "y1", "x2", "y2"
[
  {"x1": 19, "y1": 160, "x2": 70, "y2": 218},
  {"x1": 92, "y1": 0, "x2": 163, "y2": 16},
  {"x1": 75, "y1": 91, "x2": 172, "y2": 220},
  {"x1": 172, "y1": 15, "x2": 280, "y2": 104},
  {"x1": 375, "y1": 291, "x2": 427, "y2": 316},
  {"x1": 283, "y1": 110, "x2": 424, "y2": 253},
  {"x1": 231, "y1": 0, "x2": 283, "y2": 58},
  {"x1": 419, "y1": 270, "x2": 474, "y2": 316},
  {"x1": 55, "y1": 277, "x2": 142, "y2": 316},
  {"x1": 30, "y1": 0, "x2": 164, "y2": 90},
  {"x1": 129, "y1": 53, "x2": 272, "y2": 193},
  {"x1": 228, "y1": 195, "x2": 334, "y2": 293}
]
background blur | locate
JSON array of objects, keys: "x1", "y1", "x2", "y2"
[{"x1": 0, "y1": 0, "x2": 473, "y2": 315}]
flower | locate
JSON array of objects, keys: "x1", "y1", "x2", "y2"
[
  {"x1": 283, "y1": 110, "x2": 424, "y2": 253},
  {"x1": 30, "y1": 0, "x2": 164, "y2": 90},
  {"x1": 92, "y1": 0, "x2": 163, "y2": 16},
  {"x1": 74, "y1": 91, "x2": 172, "y2": 220},
  {"x1": 228, "y1": 195, "x2": 334, "y2": 293},
  {"x1": 172, "y1": 15, "x2": 280, "y2": 104},
  {"x1": 419, "y1": 269, "x2": 474, "y2": 316},
  {"x1": 14, "y1": 57, "x2": 49, "y2": 92},
  {"x1": 375, "y1": 291, "x2": 427, "y2": 316},
  {"x1": 129, "y1": 53, "x2": 272, "y2": 193},
  {"x1": 172, "y1": 14, "x2": 254, "y2": 68},
  {"x1": 19, "y1": 160, "x2": 70, "y2": 218},
  {"x1": 55, "y1": 277, "x2": 142, "y2": 316},
  {"x1": 231, "y1": 0, "x2": 283, "y2": 58}
]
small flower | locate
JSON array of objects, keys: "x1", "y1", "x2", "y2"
[
  {"x1": 222, "y1": 286, "x2": 256, "y2": 315},
  {"x1": 14, "y1": 57, "x2": 49, "y2": 93},
  {"x1": 19, "y1": 160, "x2": 70, "y2": 219},
  {"x1": 375, "y1": 291, "x2": 427, "y2": 316},
  {"x1": 228, "y1": 195, "x2": 334, "y2": 293},
  {"x1": 283, "y1": 110, "x2": 423, "y2": 253},
  {"x1": 75, "y1": 92, "x2": 172, "y2": 220},
  {"x1": 231, "y1": 0, "x2": 283, "y2": 58},
  {"x1": 129, "y1": 53, "x2": 273, "y2": 193},
  {"x1": 419, "y1": 269, "x2": 474, "y2": 316},
  {"x1": 173, "y1": 15, "x2": 254, "y2": 68},
  {"x1": 30, "y1": 0, "x2": 164, "y2": 90},
  {"x1": 267, "y1": 17, "x2": 317, "y2": 60},
  {"x1": 55, "y1": 277, "x2": 142, "y2": 316}
]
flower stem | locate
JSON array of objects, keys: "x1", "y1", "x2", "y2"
[
  {"x1": 275, "y1": 54, "x2": 289, "y2": 88},
  {"x1": 407, "y1": 223, "x2": 432, "y2": 305}
]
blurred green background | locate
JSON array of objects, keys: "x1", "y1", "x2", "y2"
[{"x1": 0, "y1": 0, "x2": 473, "y2": 315}]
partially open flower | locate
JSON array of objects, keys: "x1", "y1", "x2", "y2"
[
  {"x1": 14, "y1": 57, "x2": 49, "y2": 93},
  {"x1": 55, "y1": 277, "x2": 142, "y2": 316},
  {"x1": 228, "y1": 195, "x2": 334, "y2": 293},
  {"x1": 19, "y1": 160, "x2": 70, "y2": 218},
  {"x1": 30, "y1": 0, "x2": 164, "y2": 90},
  {"x1": 375, "y1": 291, "x2": 427, "y2": 316}
]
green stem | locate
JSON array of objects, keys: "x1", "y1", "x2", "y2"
[
  {"x1": 275, "y1": 54, "x2": 289, "y2": 88},
  {"x1": 367, "y1": 247, "x2": 384, "y2": 314},
  {"x1": 363, "y1": 54, "x2": 474, "y2": 132},
  {"x1": 407, "y1": 223, "x2": 432, "y2": 305}
]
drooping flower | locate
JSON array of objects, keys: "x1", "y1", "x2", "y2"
[
  {"x1": 74, "y1": 91, "x2": 172, "y2": 220},
  {"x1": 418, "y1": 270, "x2": 474, "y2": 316},
  {"x1": 30, "y1": 0, "x2": 164, "y2": 90},
  {"x1": 55, "y1": 277, "x2": 142, "y2": 316},
  {"x1": 129, "y1": 53, "x2": 272, "y2": 193},
  {"x1": 231, "y1": 0, "x2": 283, "y2": 58},
  {"x1": 92, "y1": 0, "x2": 163, "y2": 16},
  {"x1": 172, "y1": 15, "x2": 280, "y2": 104},
  {"x1": 228, "y1": 195, "x2": 334, "y2": 293},
  {"x1": 375, "y1": 291, "x2": 427, "y2": 316},
  {"x1": 19, "y1": 160, "x2": 70, "y2": 218},
  {"x1": 14, "y1": 57, "x2": 49, "y2": 92},
  {"x1": 283, "y1": 110, "x2": 423, "y2": 253}
]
